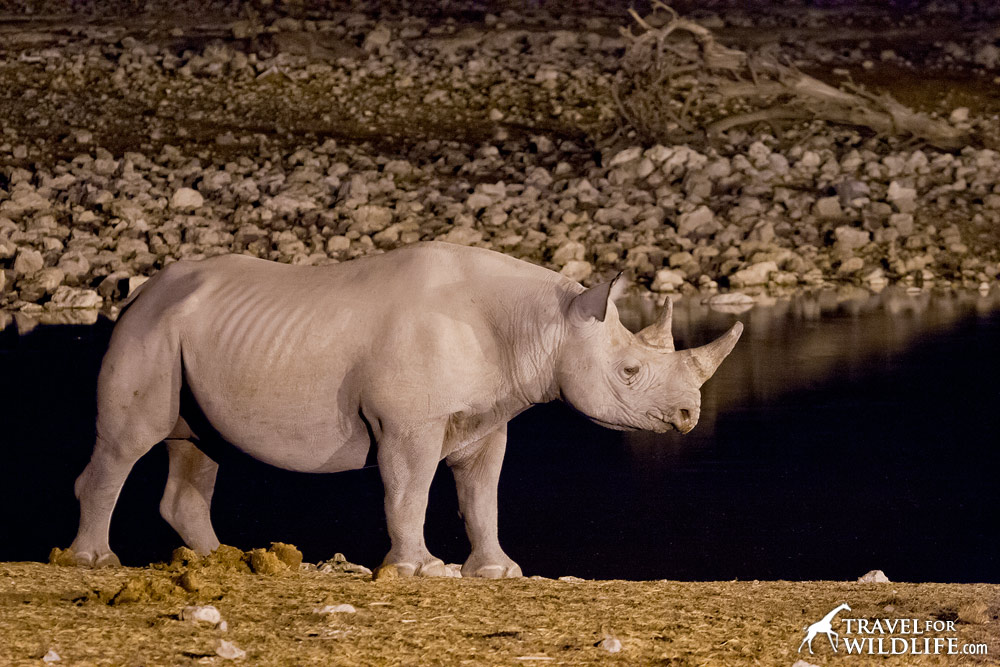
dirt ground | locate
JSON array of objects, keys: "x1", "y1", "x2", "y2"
[{"x1": 1, "y1": 560, "x2": 997, "y2": 666}]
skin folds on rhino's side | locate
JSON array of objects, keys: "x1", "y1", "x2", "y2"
[{"x1": 67, "y1": 242, "x2": 742, "y2": 578}]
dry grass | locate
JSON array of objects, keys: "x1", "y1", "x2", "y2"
[{"x1": 1, "y1": 561, "x2": 997, "y2": 666}]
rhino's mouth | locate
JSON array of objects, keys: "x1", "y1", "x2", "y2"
[
  {"x1": 586, "y1": 416, "x2": 643, "y2": 432},
  {"x1": 646, "y1": 410, "x2": 686, "y2": 434}
]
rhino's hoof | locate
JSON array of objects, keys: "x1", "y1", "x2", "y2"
[
  {"x1": 375, "y1": 558, "x2": 449, "y2": 579},
  {"x1": 414, "y1": 558, "x2": 448, "y2": 577},
  {"x1": 464, "y1": 562, "x2": 523, "y2": 579},
  {"x1": 51, "y1": 547, "x2": 121, "y2": 569}
]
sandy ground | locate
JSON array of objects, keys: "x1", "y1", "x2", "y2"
[{"x1": 1, "y1": 559, "x2": 997, "y2": 666}]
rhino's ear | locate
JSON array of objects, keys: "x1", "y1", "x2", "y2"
[{"x1": 570, "y1": 273, "x2": 626, "y2": 323}]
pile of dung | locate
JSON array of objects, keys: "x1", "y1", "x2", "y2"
[
  {"x1": 50, "y1": 543, "x2": 306, "y2": 605},
  {"x1": 47, "y1": 547, "x2": 80, "y2": 567},
  {"x1": 107, "y1": 576, "x2": 186, "y2": 605},
  {"x1": 162, "y1": 542, "x2": 302, "y2": 576}
]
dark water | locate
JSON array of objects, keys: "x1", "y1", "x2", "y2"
[{"x1": 1, "y1": 287, "x2": 998, "y2": 583}]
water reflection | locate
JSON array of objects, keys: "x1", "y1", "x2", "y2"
[{"x1": 1, "y1": 286, "x2": 998, "y2": 582}]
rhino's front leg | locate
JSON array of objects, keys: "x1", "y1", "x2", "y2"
[
  {"x1": 375, "y1": 421, "x2": 451, "y2": 578},
  {"x1": 446, "y1": 424, "x2": 522, "y2": 578}
]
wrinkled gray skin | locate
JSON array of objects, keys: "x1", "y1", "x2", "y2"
[{"x1": 68, "y1": 242, "x2": 742, "y2": 577}]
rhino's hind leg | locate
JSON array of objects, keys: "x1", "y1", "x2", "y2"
[
  {"x1": 69, "y1": 431, "x2": 169, "y2": 568},
  {"x1": 68, "y1": 436, "x2": 135, "y2": 567},
  {"x1": 160, "y1": 434, "x2": 221, "y2": 556},
  {"x1": 446, "y1": 424, "x2": 522, "y2": 578},
  {"x1": 68, "y1": 319, "x2": 183, "y2": 567},
  {"x1": 375, "y1": 421, "x2": 452, "y2": 578}
]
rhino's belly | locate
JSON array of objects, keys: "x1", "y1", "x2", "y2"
[{"x1": 182, "y1": 360, "x2": 370, "y2": 474}]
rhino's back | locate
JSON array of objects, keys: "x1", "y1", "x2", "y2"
[{"x1": 140, "y1": 242, "x2": 568, "y2": 314}]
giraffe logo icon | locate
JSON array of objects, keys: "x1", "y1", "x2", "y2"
[{"x1": 798, "y1": 603, "x2": 851, "y2": 654}]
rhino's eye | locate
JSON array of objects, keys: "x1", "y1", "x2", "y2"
[{"x1": 619, "y1": 362, "x2": 641, "y2": 384}]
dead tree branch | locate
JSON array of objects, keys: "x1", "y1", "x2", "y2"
[{"x1": 615, "y1": 1, "x2": 968, "y2": 150}]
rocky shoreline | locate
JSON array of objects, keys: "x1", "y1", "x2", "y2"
[{"x1": 2, "y1": 2, "x2": 999, "y2": 324}]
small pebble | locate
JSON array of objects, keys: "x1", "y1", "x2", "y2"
[
  {"x1": 315, "y1": 604, "x2": 356, "y2": 614},
  {"x1": 857, "y1": 569, "x2": 890, "y2": 583},
  {"x1": 599, "y1": 637, "x2": 622, "y2": 653},
  {"x1": 214, "y1": 639, "x2": 246, "y2": 660},
  {"x1": 180, "y1": 605, "x2": 223, "y2": 627}
]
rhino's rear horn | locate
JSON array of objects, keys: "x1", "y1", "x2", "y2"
[
  {"x1": 637, "y1": 298, "x2": 675, "y2": 351},
  {"x1": 686, "y1": 321, "x2": 744, "y2": 383}
]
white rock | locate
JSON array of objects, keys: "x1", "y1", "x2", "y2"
[
  {"x1": 838, "y1": 257, "x2": 864, "y2": 274},
  {"x1": 599, "y1": 637, "x2": 622, "y2": 654},
  {"x1": 949, "y1": 107, "x2": 969, "y2": 123},
  {"x1": 814, "y1": 196, "x2": 842, "y2": 219},
  {"x1": 170, "y1": 187, "x2": 204, "y2": 211},
  {"x1": 834, "y1": 226, "x2": 870, "y2": 251},
  {"x1": 676, "y1": 206, "x2": 714, "y2": 236},
  {"x1": 0, "y1": 188, "x2": 50, "y2": 216},
  {"x1": 730, "y1": 261, "x2": 778, "y2": 287},
  {"x1": 326, "y1": 236, "x2": 351, "y2": 253},
  {"x1": 558, "y1": 575, "x2": 585, "y2": 582},
  {"x1": 181, "y1": 605, "x2": 223, "y2": 627},
  {"x1": 886, "y1": 181, "x2": 917, "y2": 213},
  {"x1": 314, "y1": 604, "x2": 356, "y2": 614},
  {"x1": 350, "y1": 206, "x2": 393, "y2": 235},
  {"x1": 25, "y1": 267, "x2": 64, "y2": 295},
  {"x1": 645, "y1": 145, "x2": 673, "y2": 164},
  {"x1": 13, "y1": 248, "x2": 44, "y2": 276},
  {"x1": 41, "y1": 649, "x2": 60, "y2": 663},
  {"x1": 864, "y1": 268, "x2": 888, "y2": 290},
  {"x1": 466, "y1": 193, "x2": 494, "y2": 211},
  {"x1": 608, "y1": 146, "x2": 642, "y2": 167},
  {"x1": 635, "y1": 157, "x2": 655, "y2": 179},
  {"x1": 438, "y1": 227, "x2": 483, "y2": 246},
  {"x1": 706, "y1": 292, "x2": 754, "y2": 314},
  {"x1": 551, "y1": 241, "x2": 585, "y2": 266},
  {"x1": 363, "y1": 25, "x2": 392, "y2": 52},
  {"x1": 49, "y1": 286, "x2": 102, "y2": 309},
  {"x1": 57, "y1": 252, "x2": 91, "y2": 280},
  {"x1": 857, "y1": 569, "x2": 890, "y2": 583},
  {"x1": 560, "y1": 260, "x2": 592, "y2": 282},
  {"x1": 651, "y1": 268, "x2": 685, "y2": 292},
  {"x1": 214, "y1": 639, "x2": 246, "y2": 660},
  {"x1": 267, "y1": 192, "x2": 318, "y2": 216},
  {"x1": 974, "y1": 44, "x2": 1000, "y2": 69},
  {"x1": 889, "y1": 213, "x2": 914, "y2": 235}
]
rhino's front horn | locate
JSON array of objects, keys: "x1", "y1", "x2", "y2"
[
  {"x1": 684, "y1": 321, "x2": 744, "y2": 384},
  {"x1": 637, "y1": 298, "x2": 675, "y2": 351}
]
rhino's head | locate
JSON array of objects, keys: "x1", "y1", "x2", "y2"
[{"x1": 556, "y1": 276, "x2": 742, "y2": 434}]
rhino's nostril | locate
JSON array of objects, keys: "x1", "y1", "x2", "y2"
[{"x1": 679, "y1": 408, "x2": 691, "y2": 423}]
